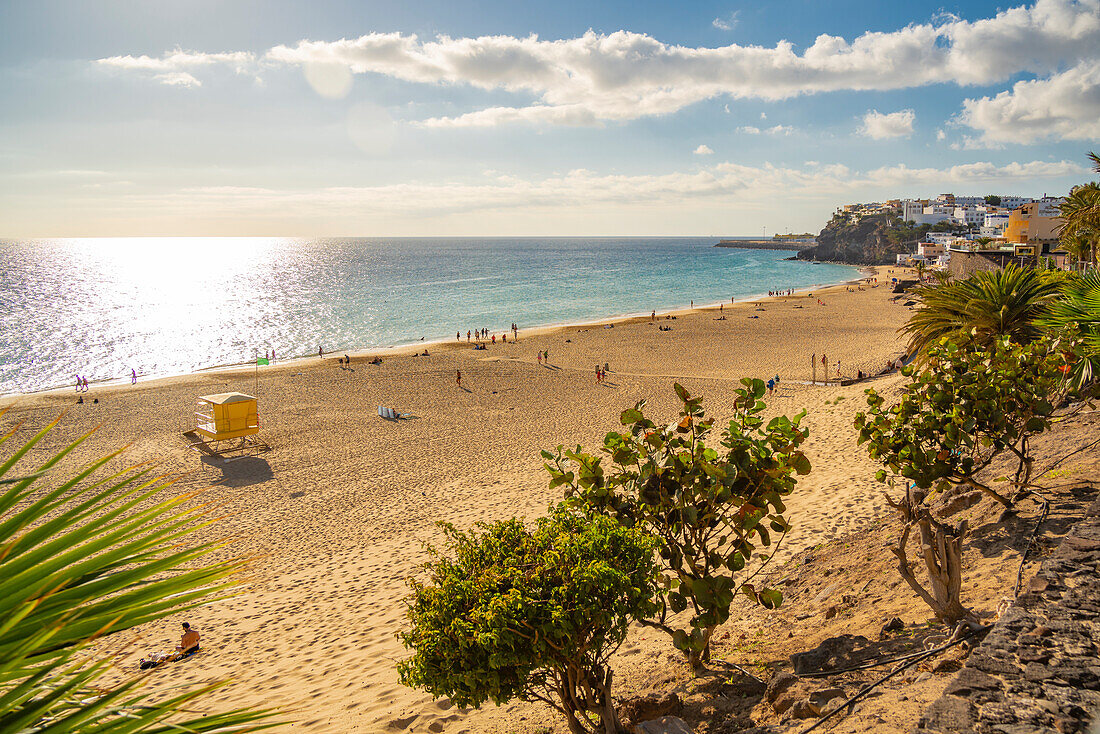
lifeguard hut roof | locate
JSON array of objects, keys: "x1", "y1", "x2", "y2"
[{"x1": 199, "y1": 392, "x2": 256, "y2": 405}]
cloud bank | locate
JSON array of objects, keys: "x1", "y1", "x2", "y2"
[
  {"x1": 84, "y1": 159, "x2": 1084, "y2": 221},
  {"x1": 94, "y1": 0, "x2": 1100, "y2": 142}
]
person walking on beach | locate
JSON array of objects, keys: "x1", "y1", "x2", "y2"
[
  {"x1": 319, "y1": 346, "x2": 324, "y2": 359},
  {"x1": 651, "y1": 310, "x2": 655, "y2": 321},
  {"x1": 456, "y1": 370, "x2": 462, "y2": 387},
  {"x1": 544, "y1": 349, "x2": 549, "y2": 364},
  {"x1": 537, "y1": 351, "x2": 542, "y2": 366},
  {"x1": 131, "y1": 368, "x2": 137, "y2": 385},
  {"x1": 271, "y1": 348, "x2": 276, "y2": 363}
]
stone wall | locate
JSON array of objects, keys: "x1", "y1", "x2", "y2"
[
  {"x1": 947, "y1": 251, "x2": 1010, "y2": 278},
  {"x1": 914, "y1": 498, "x2": 1100, "y2": 734}
]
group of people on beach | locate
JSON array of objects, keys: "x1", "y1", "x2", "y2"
[
  {"x1": 594, "y1": 362, "x2": 610, "y2": 384},
  {"x1": 461, "y1": 323, "x2": 519, "y2": 344},
  {"x1": 767, "y1": 289, "x2": 794, "y2": 297}
]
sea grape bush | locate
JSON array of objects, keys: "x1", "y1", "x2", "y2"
[
  {"x1": 855, "y1": 335, "x2": 1073, "y2": 507},
  {"x1": 543, "y1": 381, "x2": 810, "y2": 669},
  {"x1": 397, "y1": 506, "x2": 658, "y2": 734}
]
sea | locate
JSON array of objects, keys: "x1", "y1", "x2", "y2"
[{"x1": 0, "y1": 237, "x2": 856, "y2": 395}]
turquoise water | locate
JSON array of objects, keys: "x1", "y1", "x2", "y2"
[{"x1": 0, "y1": 237, "x2": 855, "y2": 394}]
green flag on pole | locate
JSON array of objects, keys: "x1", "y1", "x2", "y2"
[{"x1": 257, "y1": 357, "x2": 270, "y2": 366}]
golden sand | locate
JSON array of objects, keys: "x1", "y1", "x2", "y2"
[{"x1": 1, "y1": 266, "x2": 915, "y2": 732}]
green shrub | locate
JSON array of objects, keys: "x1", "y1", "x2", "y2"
[
  {"x1": 397, "y1": 506, "x2": 658, "y2": 734},
  {"x1": 855, "y1": 335, "x2": 1073, "y2": 507},
  {"x1": 544, "y1": 382, "x2": 810, "y2": 670}
]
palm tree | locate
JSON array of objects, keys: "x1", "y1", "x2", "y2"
[
  {"x1": 1037, "y1": 269, "x2": 1100, "y2": 389},
  {"x1": 902, "y1": 262, "x2": 1064, "y2": 360},
  {"x1": 1057, "y1": 152, "x2": 1100, "y2": 269},
  {"x1": 0, "y1": 417, "x2": 278, "y2": 732}
]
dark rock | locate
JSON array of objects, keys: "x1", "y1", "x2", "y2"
[
  {"x1": 788, "y1": 699, "x2": 818, "y2": 719},
  {"x1": 634, "y1": 716, "x2": 694, "y2": 734},
  {"x1": 763, "y1": 672, "x2": 798, "y2": 704},
  {"x1": 619, "y1": 692, "x2": 682, "y2": 725},
  {"x1": 933, "y1": 657, "x2": 963, "y2": 674},
  {"x1": 807, "y1": 687, "x2": 845, "y2": 715},
  {"x1": 943, "y1": 667, "x2": 1002, "y2": 696},
  {"x1": 880, "y1": 617, "x2": 904, "y2": 638},
  {"x1": 789, "y1": 634, "x2": 870, "y2": 675},
  {"x1": 918, "y1": 696, "x2": 977, "y2": 730}
]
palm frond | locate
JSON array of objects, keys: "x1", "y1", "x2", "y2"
[{"x1": 0, "y1": 419, "x2": 280, "y2": 732}]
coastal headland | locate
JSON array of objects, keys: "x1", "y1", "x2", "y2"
[{"x1": 3, "y1": 265, "x2": 1035, "y2": 733}]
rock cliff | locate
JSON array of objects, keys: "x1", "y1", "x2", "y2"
[{"x1": 797, "y1": 214, "x2": 912, "y2": 265}]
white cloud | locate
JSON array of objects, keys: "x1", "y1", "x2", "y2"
[
  {"x1": 859, "y1": 109, "x2": 916, "y2": 139},
  {"x1": 760, "y1": 112, "x2": 767, "y2": 119},
  {"x1": 418, "y1": 104, "x2": 599, "y2": 128},
  {"x1": 936, "y1": 128, "x2": 947, "y2": 140},
  {"x1": 155, "y1": 72, "x2": 201, "y2": 87},
  {"x1": 950, "y1": 136, "x2": 1005, "y2": 151},
  {"x1": 958, "y1": 58, "x2": 1100, "y2": 143},
  {"x1": 96, "y1": 49, "x2": 257, "y2": 86},
  {"x1": 95, "y1": 0, "x2": 1100, "y2": 134},
  {"x1": 694, "y1": 144, "x2": 714, "y2": 155},
  {"x1": 713, "y1": 12, "x2": 740, "y2": 31},
  {"x1": 738, "y1": 124, "x2": 793, "y2": 135}
]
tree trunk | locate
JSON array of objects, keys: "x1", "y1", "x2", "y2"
[
  {"x1": 888, "y1": 487, "x2": 975, "y2": 625},
  {"x1": 915, "y1": 516, "x2": 974, "y2": 624},
  {"x1": 557, "y1": 664, "x2": 627, "y2": 734}
]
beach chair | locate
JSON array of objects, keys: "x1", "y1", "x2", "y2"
[{"x1": 378, "y1": 406, "x2": 400, "y2": 420}]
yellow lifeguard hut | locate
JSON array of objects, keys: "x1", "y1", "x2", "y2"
[
  {"x1": 195, "y1": 392, "x2": 259, "y2": 440},
  {"x1": 185, "y1": 392, "x2": 268, "y2": 460}
]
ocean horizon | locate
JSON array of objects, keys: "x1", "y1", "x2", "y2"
[{"x1": 0, "y1": 236, "x2": 856, "y2": 396}]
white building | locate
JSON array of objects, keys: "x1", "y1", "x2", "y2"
[
  {"x1": 981, "y1": 211, "x2": 1010, "y2": 237},
  {"x1": 953, "y1": 196, "x2": 985, "y2": 208},
  {"x1": 953, "y1": 206, "x2": 984, "y2": 227},
  {"x1": 999, "y1": 196, "x2": 1034, "y2": 210},
  {"x1": 902, "y1": 199, "x2": 926, "y2": 223}
]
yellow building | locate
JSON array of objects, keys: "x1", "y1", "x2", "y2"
[{"x1": 1005, "y1": 202, "x2": 1063, "y2": 245}]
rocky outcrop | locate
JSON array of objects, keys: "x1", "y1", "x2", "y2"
[
  {"x1": 914, "y1": 498, "x2": 1100, "y2": 733},
  {"x1": 798, "y1": 215, "x2": 912, "y2": 265}
]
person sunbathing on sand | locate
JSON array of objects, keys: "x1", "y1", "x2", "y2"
[{"x1": 176, "y1": 622, "x2": 200, "y2": 655}]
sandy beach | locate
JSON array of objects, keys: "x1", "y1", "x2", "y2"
[{"x1": 0, "y1": 267, "x2": 917, "y2": 732}]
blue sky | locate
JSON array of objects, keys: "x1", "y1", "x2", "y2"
[{"x1": 1, "y1": 0, "x2": 1097, "y2": 237}]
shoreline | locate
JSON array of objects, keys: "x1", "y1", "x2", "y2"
[{"x1": 2, "y1": 262, "x2": 864, "y2": 402}]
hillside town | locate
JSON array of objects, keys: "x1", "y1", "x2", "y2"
[{"x1": 831, "y1": 193, "x2": 1081, "y2": 275}]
